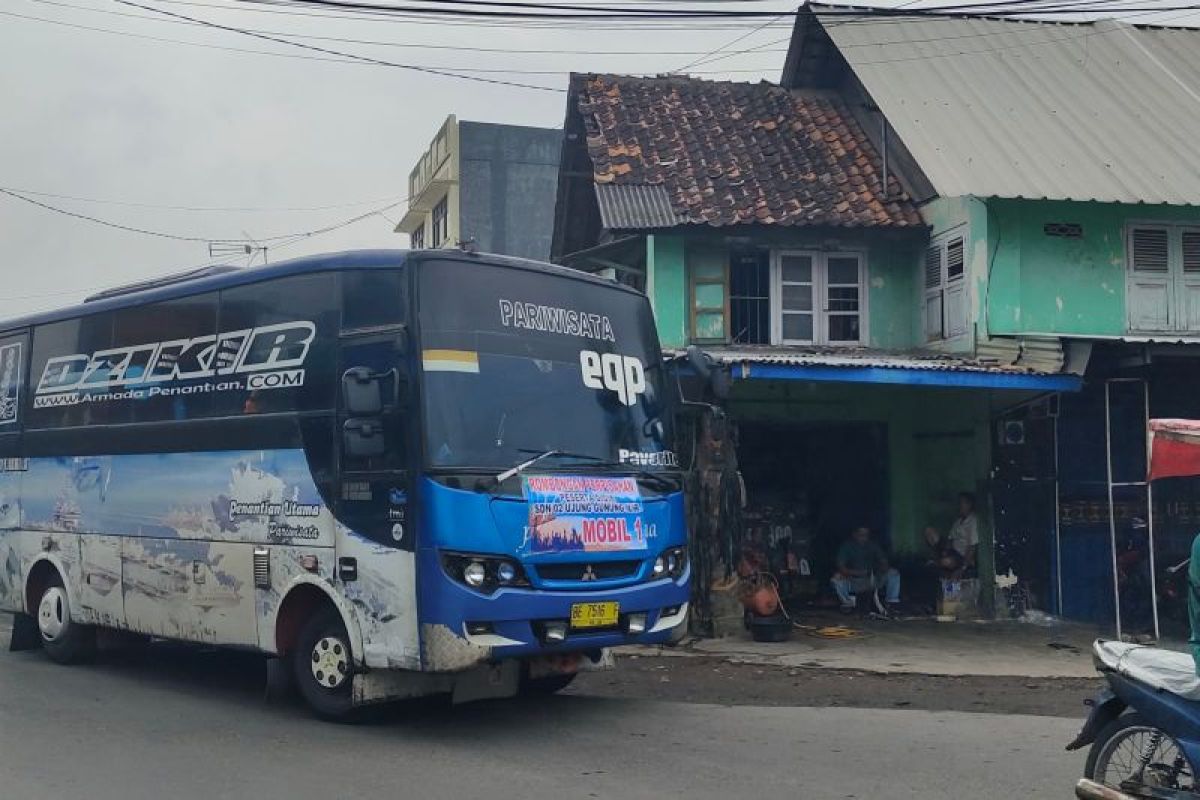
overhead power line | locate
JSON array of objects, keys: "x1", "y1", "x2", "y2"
[
  {"x1": 117, "y1": 0, "x2": 566, "y2": 90},
  {"x1": 24, "y1": 0, "x2": 794, "y2": 54},
  {"x1": 4, "y1": 9, "x2": 783, "y2": 72},
  {"x1": 0, "y1": 186, "x2": 407, "y2": 245},
  {"x1": 231, "y1": 0, "x2": 1200, "y2": 19},
  {"x1": 2, "y1": 185, "x2": 405, "y2": 213}
]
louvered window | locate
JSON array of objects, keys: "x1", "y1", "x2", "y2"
[
  {"x1": 1184, "y1": 232, "x2": 1200, "y2": 273},
  {"x1": 1127, "y1": 224, "x2": 1200, "y2": 333},
  {"x1": 924, "y1": 231, "x2": 967, "y2": 342}
]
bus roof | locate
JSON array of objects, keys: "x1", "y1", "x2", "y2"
[{"x1": 1, "y1": 248, "x2": 638, "y2": 333}]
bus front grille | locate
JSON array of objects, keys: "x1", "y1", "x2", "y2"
[{"x1": 533, "y1": 560, "x2": 641, "y2": 582}]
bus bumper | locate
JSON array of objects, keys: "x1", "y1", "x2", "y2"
[{"x1": 419, "y1": 571, "x2": 691, "y2": 672}]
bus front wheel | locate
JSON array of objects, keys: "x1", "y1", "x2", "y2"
[
  {"x1": 293, "y1": 608, "x2": 356, "y2": 720},
  {"x1": 36, "y1": 574, "x2": 95, "y2": 665}
]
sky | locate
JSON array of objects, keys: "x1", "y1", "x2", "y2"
[{"x1": 2, "y1": 0, "x2": 1197, "y2": 320}]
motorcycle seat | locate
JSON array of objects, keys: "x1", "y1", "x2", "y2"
[{"x1": 1095, "y1": 640, "x2": 1200, "y2": 701}]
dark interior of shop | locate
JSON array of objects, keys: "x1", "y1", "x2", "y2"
[{"x1": 736, "y1": 421, "x2": 889, "y2": 604}]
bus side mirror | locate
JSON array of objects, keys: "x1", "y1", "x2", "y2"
[
  {"x1": 343, "y1": 418, "x2": 386, "y2": 458},
  {"x1": 683, "y1": 345, "x2": 731, "y2": 401},
  {"x1": 342, "y1": 367, "x2": 384, "y2": 416}
]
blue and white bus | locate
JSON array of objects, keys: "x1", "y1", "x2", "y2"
[{"x1": 0, "y1": 249, "x2": 690, "y2": 718}]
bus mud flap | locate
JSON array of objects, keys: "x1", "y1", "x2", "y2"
[{"x1": 9, "y1": 613, "x2": 40, "y2": 652}]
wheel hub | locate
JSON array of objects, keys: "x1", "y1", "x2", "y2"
[
  {"x1": 310, "y1": 636, "x2": 349, "y2": 690},
  {"x1": 37, "y1": 587, "x2": 68, "y2": 642}
]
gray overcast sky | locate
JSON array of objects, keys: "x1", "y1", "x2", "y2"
[{"x1": 2, "y1": 0, "x2": 1196, "y2": 320}]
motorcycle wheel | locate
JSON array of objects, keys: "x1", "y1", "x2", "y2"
[{"x1": 1085, "y1": 712, "x2": 1197, "y2": 794}]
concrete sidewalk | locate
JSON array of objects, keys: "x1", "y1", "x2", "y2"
[{"x1": 626, "y1": 615, "x2": 1121, "y2": 678}]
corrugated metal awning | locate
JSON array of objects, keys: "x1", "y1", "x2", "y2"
[
  {"x1": 694, "y1": 346, "x2": 1082, "y2": 391},
  {"x1": 813, "y1": 12, "x2": 1200, "y2": 205},
  {"x1": 594, "y1": 184, "x2": 684, "y2": 230}
]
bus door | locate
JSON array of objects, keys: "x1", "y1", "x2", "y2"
[{"x1": 334, "y1": 328, "x2": 420, "y2": 666}]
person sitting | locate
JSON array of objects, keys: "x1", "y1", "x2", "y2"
[
  {"x1": 924, "y1": 525, "x2": 965, "y2": 577},
  {"x1": 948, "y1": 492, "x2": 980, "y2": 577},
  {"x1": 831, "y1": 526, "x2": 901, "y2": 613}
]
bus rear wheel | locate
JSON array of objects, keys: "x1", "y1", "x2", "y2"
[
  {"x1": 293, "y1": 608, "x2": 356, "y2": 721},
  {"x1": 36, "y1": 574, "x2": 95, "y2": 665}
]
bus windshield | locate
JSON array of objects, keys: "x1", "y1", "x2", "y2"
[{"x1": 418, "y1": 258, "x2": 678, "y2": 473}]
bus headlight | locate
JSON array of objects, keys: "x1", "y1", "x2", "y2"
[
  {"x1": 463, "y1": 561, "x2": 487, "y2": 588},
  {"x1": 654, "y1": 547, "x2": 687, "y2": 580},
  {"x1": 441, "y1": 552, "x2": 529, "y2": 593}
]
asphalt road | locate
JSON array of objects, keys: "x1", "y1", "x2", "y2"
[{"x1": 0, "y1": 615, "x2": 1086, "y2": 800}]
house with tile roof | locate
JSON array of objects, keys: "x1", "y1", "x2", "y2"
[
  {"x1": 782, "y1": 6, "x2": 1200, "y2": 639},
  {"x1": 551, "y1": 72, "x2": 1083, "y2": 626}
]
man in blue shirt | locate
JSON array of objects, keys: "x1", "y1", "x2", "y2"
[{"x1": 832, "y1": 526, "x2": 901, "y2": 612}]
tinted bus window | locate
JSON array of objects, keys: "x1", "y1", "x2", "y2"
[
  {"x1": 28, "y1": 313, "x2": 116, "y2": 429},
  {"x1": 216, "y1": 273, "x2": 338, "y2": 416},
  {"x1": 0, "y1": 332, "x2": 25, "y2": 430},
  {"x1": 111, "y1": 293, "x2": 218, "y2": 424},
  {"x1": 342, "y1": 269, "x2": 405, "y2": 331}
]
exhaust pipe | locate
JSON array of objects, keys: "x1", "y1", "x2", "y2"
[{"x1": 1075, "y1": 779, "x2": 1136, "y2": 800}]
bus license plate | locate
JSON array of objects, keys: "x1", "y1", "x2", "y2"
[{"x1": 570, "y1": 602, "x2": 619, "y2": 629}]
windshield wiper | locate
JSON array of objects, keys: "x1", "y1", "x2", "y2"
[{"x1": 492, "y1": 448, "x2": 604, "y2": 485}]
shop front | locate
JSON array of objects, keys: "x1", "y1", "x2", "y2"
[
  {"x1": 693, "y1": 348, "x2": 1081, "y2": 629},
  {"x1": 992, "y1": 344, "x2": 1200, "y2": 642}
]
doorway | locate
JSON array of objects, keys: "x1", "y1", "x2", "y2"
[{"x1": 736, "y1": 421, "x2": 889, "y2": 596}]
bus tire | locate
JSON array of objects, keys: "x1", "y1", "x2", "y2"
[
  {"x1": 35, "y1": 573, "x2": 95, "y2": 665},
  {"x1": 293, "y1": 608, "x2": 356, "y2": 721}
]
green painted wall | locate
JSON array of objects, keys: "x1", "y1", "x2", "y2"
[
  {"x1": 982, "y1": 199, "x2": 1200, "y2": 337},
  {"x1": 646, "y1": 233, "x2": 688, "y2": 349},
  {"x1": 646, "y1": 231, "x2": 924, "y2": 351},
  {"x1": 727, "y1": 379, "x2": 997, "y2": 609},
  {"x1": 866, "y1": 239, "x2": 919, "y2": 349}
]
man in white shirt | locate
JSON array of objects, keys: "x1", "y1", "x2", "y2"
[{"x1": 948, "y1": 492, "x2": 979, "y2": 574}]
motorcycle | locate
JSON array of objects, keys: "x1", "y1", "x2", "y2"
[{"x1": 1069, "y1": 640, "x2": 1200, "y2": 799}]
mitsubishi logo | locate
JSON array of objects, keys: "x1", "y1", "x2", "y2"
[{"x1": 581, "y1": 565, "x2": 597, "y2": 582}]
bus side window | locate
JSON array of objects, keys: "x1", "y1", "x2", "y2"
[
  {"x1": 342, "y1": 269, "x2": 406, "y2": 331},
  {"x1": 217, "y1": 274, "x2": 338, "y2": 417},
  {"x1": 28, "y1": 314, "x2": 116, "y2": 429},
  {"x1": 112, "y1": 293, "x2": 218, "y2": 423}
]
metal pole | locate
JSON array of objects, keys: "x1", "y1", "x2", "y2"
[
  {"x1": 1055, "y1": 411, "x2": 1064, "y2": 616},
  {"x1": 1144, "y1": 379, "x2": 1161, "y2": 641},
  {"x1": 1104, "y1": 380, "x2": 1123, "y2": 641}
]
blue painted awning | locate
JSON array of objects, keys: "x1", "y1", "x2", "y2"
[
  {"x1": 682, "y1": 346, "x2": 1084, "y2": 392},
  {"x1": 738, "y1": 361, "x2": 1082, "y2": 391}
]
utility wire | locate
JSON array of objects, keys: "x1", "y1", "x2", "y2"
[
  {"x1": 229, "y1": 0, "x2": 1200, "y2": 19},
  {"x1": 1, "y1": 185, "x2": 404, "y2": 213},
  {"x1": 24, "y1": 0, "x2": 794, "y2": 54},
  {"x1": 0, "y1": 186, "x2": 407, "y2": 244},
  {"x1": 117, "y1": 0, "x2": 566, "y2": 91},
  {"x1": 5, "y1": 9, "x2": 781, "y2": 72},
  {"x1": 673, "y1": 11, "x2": 787, "y2": 71}
]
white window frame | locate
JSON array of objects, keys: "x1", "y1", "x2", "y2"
[
  {"x1": 1126, "y1": 221, "x2": 1200, "y2": 334},
  {"x1": 924, "y1": 227, "x2": 968, "y2": 342},
  {"x1": 769, "y1": 250, "x2": 868, "y2": 346}
]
